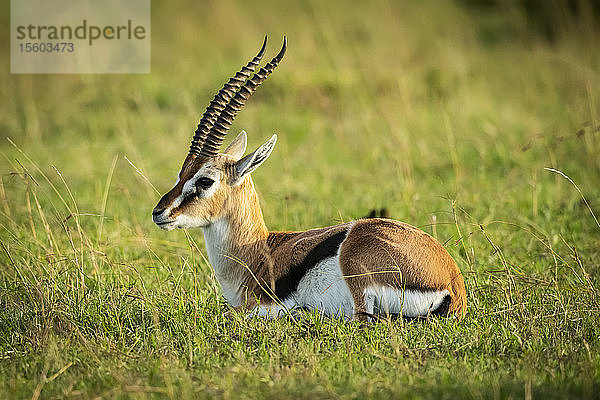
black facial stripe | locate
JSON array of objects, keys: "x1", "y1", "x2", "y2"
[
  {"x1": 169, "y1": 193, "x2": 196, "y2": 216},
  {"x1": 275, "y1": 229, "x2": 349, "y2": 300}
]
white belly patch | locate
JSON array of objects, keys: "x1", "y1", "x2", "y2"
[
  {"x1": 291, "y1": 256, "x2": 355, "y2": 318},
  {"x1": 364, "y1": 286, "x2": 449, "y2": 318}
]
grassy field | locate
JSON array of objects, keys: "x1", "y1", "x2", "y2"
[{"x1": 1, "y1": 0, "x2": 599, "y2": 398}]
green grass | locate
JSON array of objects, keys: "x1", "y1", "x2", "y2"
[{"x1": 1, "y1": 0, "x2": 600, "y2": 398}]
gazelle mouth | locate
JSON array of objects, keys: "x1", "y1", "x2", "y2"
[
  {"x1": 158, "y1": 224, "x2": 175, "y2": 231},
  {"x1": 153, "y1": 219, "x2": 176, "y2": 230}
]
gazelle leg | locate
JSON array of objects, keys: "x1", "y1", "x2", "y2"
[
  {"x1": 351, "y1": 294, "x2": 368, "y2": 322},
  {"x1": 352, "y1": 291, "x2": 377, "y2": 322},
  {"x1": 340, "y1": 257, "x2": 373, "y2": 321}
]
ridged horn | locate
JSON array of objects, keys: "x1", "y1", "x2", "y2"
[
  {"x1": 199, "y1": 37, "x2": 287, "y2": 157},
  {"x1": 188, "y1": 36, "x2": 268, "y2": 157}
]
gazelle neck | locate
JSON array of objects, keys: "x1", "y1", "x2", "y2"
[{"x1": 202, "y1": 176, "x2": 270, "y2": 306}]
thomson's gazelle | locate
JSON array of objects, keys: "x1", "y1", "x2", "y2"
[{"x1": 152, "y1": 37, "x2": 467, "y2": 320}]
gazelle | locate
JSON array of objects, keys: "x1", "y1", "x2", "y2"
[{"x1": 152, "y1": 37, "x2": 467, "y2": 320}]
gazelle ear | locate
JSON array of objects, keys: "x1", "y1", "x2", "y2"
[
  {"x1": 223, "y1": 130, "x2": 247, "y2": 160},
  {"x1": 231, "y1": 134, "x2": 277, "y2": 185}
]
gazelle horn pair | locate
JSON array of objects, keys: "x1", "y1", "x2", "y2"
[{"x1": 189, "y1": 36, "x2": 286, "y2": 158}]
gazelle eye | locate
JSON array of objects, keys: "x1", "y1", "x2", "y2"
[{"x1": 196, "y1": 177, "x2": 214, "y2": 191}]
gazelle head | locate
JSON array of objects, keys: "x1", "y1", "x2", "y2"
[{"x1": 152, "y1": 37, "x2": 286, "y2": 230}]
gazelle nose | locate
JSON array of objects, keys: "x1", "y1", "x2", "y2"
[{"x1": 152, "y1": 207, "x2": 165, "y2": 216}]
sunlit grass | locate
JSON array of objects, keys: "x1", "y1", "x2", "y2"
[{"x1": 1, "y1": 0, "x2": 599, "y2": 398}]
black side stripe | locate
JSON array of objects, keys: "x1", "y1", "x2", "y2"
[{"x1": 275, "y1": 230, "x2": 348, "y2": 300}]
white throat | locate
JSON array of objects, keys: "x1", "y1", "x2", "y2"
[{"x1": 202, "y1": 218, "x2": 243, "y2": 306}]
